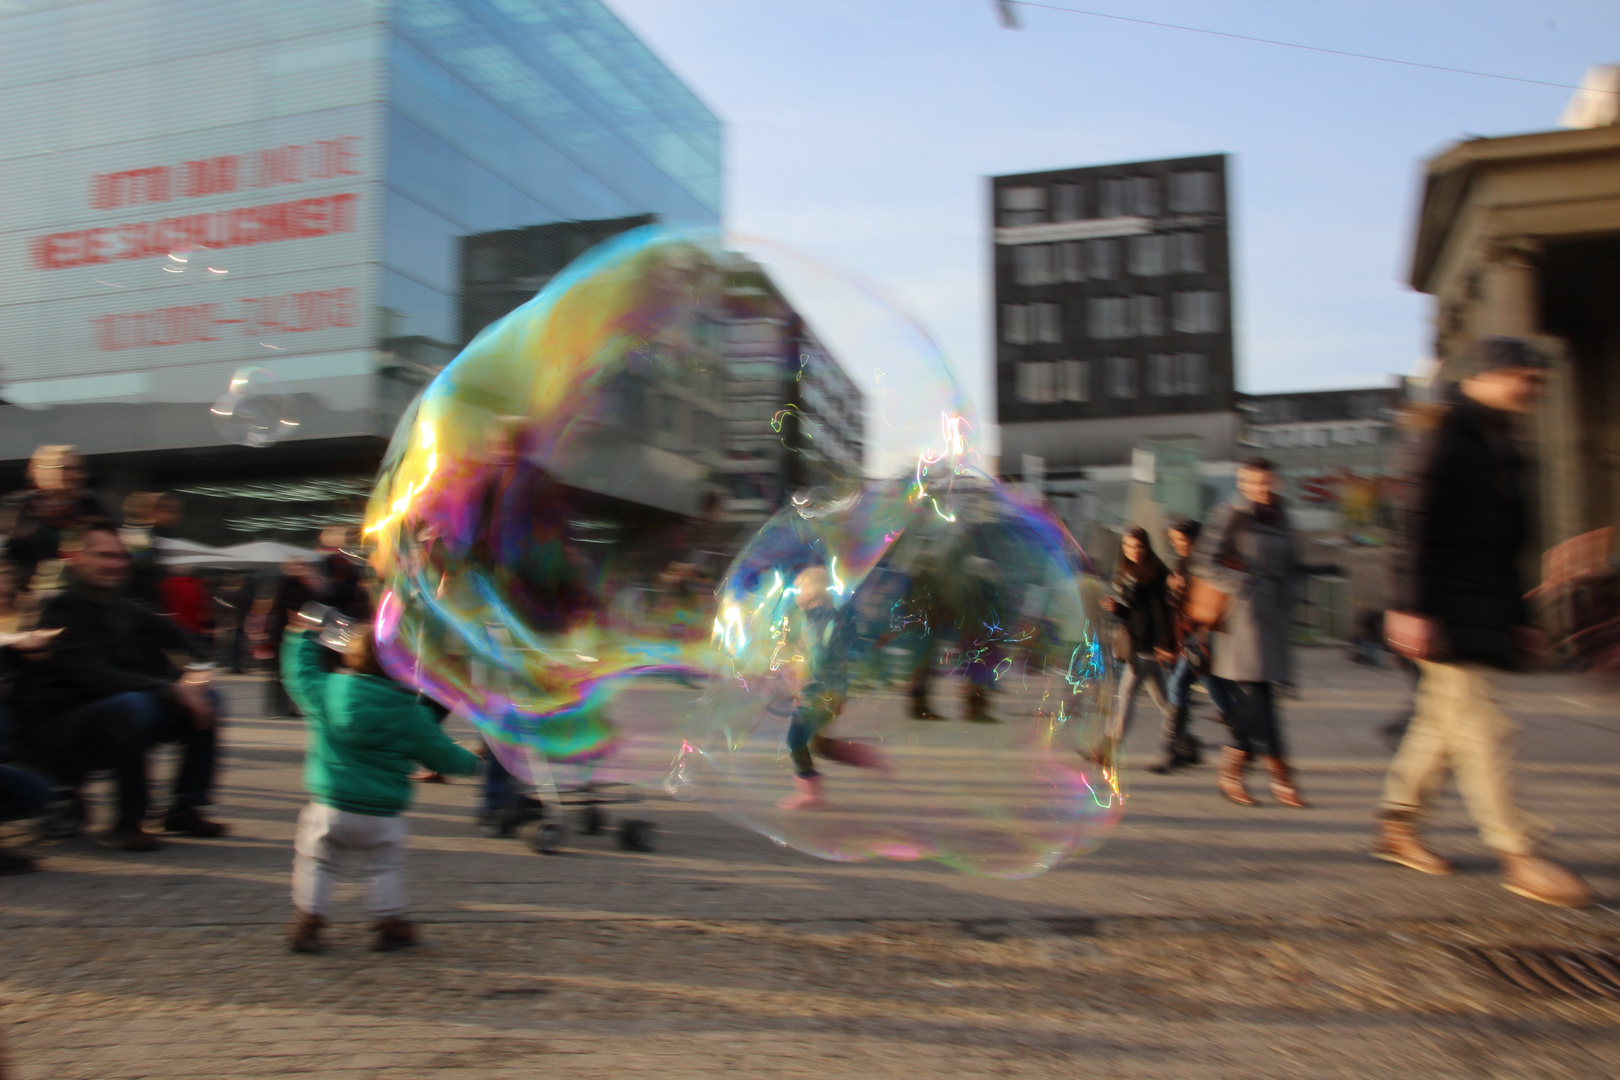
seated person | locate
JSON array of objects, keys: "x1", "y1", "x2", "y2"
[
  {"x1": 10, "y1": 522, "x2": 225, "y2": 852},
  {"x1": 2, "y1": 603, "x2": 61, "y2": 874},
  {"x1": 0, "y1": 763, "x2": 51, "y2": 874}
]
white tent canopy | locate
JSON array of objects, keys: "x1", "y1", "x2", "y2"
[{"x1": 159, "y1": 540, "x2": 317, "y2": 569}]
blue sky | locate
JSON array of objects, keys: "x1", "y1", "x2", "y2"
[{"x1": 609, "y1": 0, "x2": 1611, "y2": 441}]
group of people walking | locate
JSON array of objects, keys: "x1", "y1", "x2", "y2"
[
  {"x1": 1105, "y1": 337, "x2": 1594, "y2": 909},
  {"x1": 1108, "y1": 456, "x2": 1305, "y2": 808}
]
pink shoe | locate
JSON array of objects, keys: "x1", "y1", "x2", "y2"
[
  {"x1": 777, "y1": 775, "x2": 828, "y2": 811},
  {"x1": 820, "y1": 739, "x2": 891, "y2": 776}
]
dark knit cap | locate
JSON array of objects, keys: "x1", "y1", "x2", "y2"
[{"x1": 1471, "y1": 336, "x2": 1549, "y2": 372}]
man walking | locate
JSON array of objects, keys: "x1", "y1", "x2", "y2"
[{"x1": 1376, "y1": 337, "x2": 1593, "y2": 908}]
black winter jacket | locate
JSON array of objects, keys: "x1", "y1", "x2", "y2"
[
  {"x1": 10, "y1": 582, "x2": 196, "y2": 769},
  {"x1": 1394, "y1": 393, "x2": 1531, "y2": 667},
  {"x1": 1113, "y1": 564, "x2": 1173, "y2": 655}
]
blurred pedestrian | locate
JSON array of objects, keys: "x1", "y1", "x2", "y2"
[
  {"x1": 1153, "y1": 519, "x2": 1235, "y2": 773},
  {"x1": 214, "y1": 573, "x2": 254, "y2": 674},
  {"x1": 266, "y1": 558, "x2": 319, "y2": 717},
  {"x1": 9, "y1": 522, "x2": 226, "y2": 851},
  {"x1": 280, "y1": 614, "x2": 481, "y2": 954},
  {"x1": 1377, "y1": 337, "x2": 1593, "y2": 908},
  {"x1": 0, "y1": 445, "x2": 106, "y2": 591},
  {"x1": 119, "y1": 491, "x2": 166, "y2": 610},
  {"x1": 1100, "y1": 526, "x2": 1174, "y2": 743},
  {"x1": 1192, "y1": 457, "x2": 1307, "y2": 808}
]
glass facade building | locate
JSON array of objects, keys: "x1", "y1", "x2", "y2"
[{"x1": 0, "y1": 0, "x2": 720, "y2": 536}]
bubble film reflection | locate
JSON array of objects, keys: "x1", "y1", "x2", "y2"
[
  {"x1": 210, "y1": 365, "x2": 298, "y2": 447},
  {"x1": 365, "y1": 228, "x2": 744, "y2": 786},
  {"x1": 687, "y1": 472, "x2": 1121, "y2": 878}
]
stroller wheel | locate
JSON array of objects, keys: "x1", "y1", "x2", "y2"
[
  {"x1": 579, "y1": 805, "x2": 606, "y2": 835},
  {"x1": 618, "y1": 819, "x2": 656, "y2": 852},
  {"x1": 530, "y1": 820, "x2": 567, "y2": 855}
]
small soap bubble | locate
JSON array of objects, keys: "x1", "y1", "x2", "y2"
[
  {"x1": 163, "y1": 244, "x2": 229, "y2": 279},
  {"x1": 210, "y1": 366, "x2": 299, "y2": 447},
  {"x1": 692, "y1": 474, "x2": 1120, "y2": 878}
]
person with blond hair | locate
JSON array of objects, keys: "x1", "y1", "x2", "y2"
[{"x1": 0, "y1": 445, "x2": 106, "y2": 590}]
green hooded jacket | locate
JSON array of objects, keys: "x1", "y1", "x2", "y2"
[{"x1": 282, "y1": 633, "x2": 481, "y2": 816}]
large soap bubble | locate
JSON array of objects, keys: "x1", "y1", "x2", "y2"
[
  {"x1": 363, "y1": 224, "x2": 1118, "y2": 874},
  {"x1": 681, "y1": 468, "x2": 1121, "y2": 878},
  {"x1": 365, "y1": 228, "x2": 761, "y2": 787}
]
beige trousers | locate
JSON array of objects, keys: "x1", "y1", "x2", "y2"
[{"x1": 1379, "y1": 660, "x2": 1548, "y2": 856}]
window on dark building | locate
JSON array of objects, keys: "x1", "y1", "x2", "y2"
[
  {"x1": 1052, "y1": 182, "x2": 1084, "y2": 221},
  {"x1": 1000, "y1": 185, "x2": 1047, "y2": 226},
  {"x1": 1034, "y1": 301, "x2": 1063, "y2": 343},
  {"x1": 1059, "y1": 241, "x2": 1084, "y2": 282},
  {"x1": 1172, "y1": 231, "x2": 1205, "y2": 273},
  {"x1": 1169, "y1": 170, "x2": 1217, "y2": 213},
  {"x1": 1129, "y1": 233, "x2": 1168, "y2": 276},
  {"x1": 1099, "y1": 177, "x2": 1128, "y2": 218},
  {"x1": 1132, "y1": 294, "x2": 1165, "y2": 337},
  {"x1": 1085, "y1": 238, "x2": 1118, "y2": 279},
  {"x1": 1172, "y1": 290, "x2": 1223, "y2": 334},
  {"x1": 1130, "y1": 175, "x2": 1161, "y2": 217},
  {"x1": 1002, "y1": 303, "x2": 1031, "y2": 344},
  {"x1": 1060, "y1": 358, "x2": 1090, "y2": 402},
  {"x1": 1107, "y1": 356, "x2": 1138, "y2": 399}
]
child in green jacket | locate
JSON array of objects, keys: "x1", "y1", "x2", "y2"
[{"x1": 282, "y1": 620, "x2": 480, "y2": 954}]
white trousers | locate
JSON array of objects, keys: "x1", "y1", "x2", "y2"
[{"x1": 291, "y1": 802, "x2": 409, "y2": 919}]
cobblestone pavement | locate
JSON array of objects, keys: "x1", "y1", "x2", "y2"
[{"x1": 3, "y1": 650, "x2": 1617, "y2": 1078}]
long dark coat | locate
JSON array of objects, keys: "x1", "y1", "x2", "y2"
[
  {"x1": 1191, "y1": 496, "x2": 1298, "y2": 684},
  {"x1": 1392, "y1": 394, "x2": 1530, "y2": 668}
]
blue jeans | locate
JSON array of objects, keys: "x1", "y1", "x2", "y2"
[
  {"x1": 74, "y1": 689, "x2": 220, "y2": 828},
  {"x1": 0, "y1": 764, "x2": 51, "y2": 823},
  {"x1": 787, "y1": 680, "x2": 841, "y2": 778},
  {"x1": 1229, "y1": 681, "x2": 1284, "y2": 758},
  {"x1": 1166, "y1": 654, "x2": 1236, "y2": 717}
]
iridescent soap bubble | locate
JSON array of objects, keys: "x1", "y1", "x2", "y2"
[
  {"x1": 210, "y1": 366, "x2": 299, "y2": 447},
  {"x1": 363, "y1": 225, "x2": 1116, "y2": 874},
  {"x1": 364, "y1": 228, "x2": 742, "y2": 788},
  {"x1": 682, "y1": 471, "x2": 1121, "y2": 878}
]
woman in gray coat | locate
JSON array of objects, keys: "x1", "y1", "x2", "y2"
[{"x1": 1190, "y1": 458, "x2": 1307, "y2": 808}]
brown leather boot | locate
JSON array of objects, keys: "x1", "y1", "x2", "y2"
[
  {"x1": 287, "y1": 910, "x2": 326, "y2": 954},
  {"x1": 1260, "y1": 756, "x2": 1308, "y2": 808},
  {"x1": 1372, "y1": 811, "x2": 1453, "y2": 875},
  {"x1": 1217, "y1": 746, "x2": 1257, "y2": 806},
  {"x1": 372, "y1": 917, "x2": 418, "y2": 951},
  {"x1": 1496, "y1": 852, "x2": 1596, "y2": 909}
]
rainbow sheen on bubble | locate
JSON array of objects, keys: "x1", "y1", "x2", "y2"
[
  {"x1": 362, "y1": 224, "x2": 1120, "y2": 875},
  {"x1": 680, "y1": 469, "x2": 1121, "y2": 879},
  {"x1": 363, "y1": 228, "x2": 731, "y2": 784}
]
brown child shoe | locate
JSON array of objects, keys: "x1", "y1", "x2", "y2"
[
  {"x1": 373, "y1": 917, "x2": 418, "y2": 952},
  {"x1": 288, "y1": 911, "x2": 327, "y2": 954}
]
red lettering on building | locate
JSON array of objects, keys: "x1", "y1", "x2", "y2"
[
  {"x1": 30, "y1": 193, "x2": 361, "y2": 270},
  {"x1": 90, "y1": 166, "x2": 171, "y2": 210},
  {"x1": 237, "y1": 288, "x2": 356, "y2": 336},
  {"x1": 93, "y1": 303, "x2": 223, "y2": 350},
  {"x1": 89, "y1": 290, "x2": 356, "y2": 351},
  {"x1": 87, "y1": 136, "x2": 360, "y2": 208}
]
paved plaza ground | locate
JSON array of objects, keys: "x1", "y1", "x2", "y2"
[{"x1": 3, "y1": 649, "x2": 1618, "y2": 1078}]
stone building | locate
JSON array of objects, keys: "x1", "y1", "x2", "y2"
[{"x1": 1409, "y1": 119, "x2": 1620, "y2": 551}]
